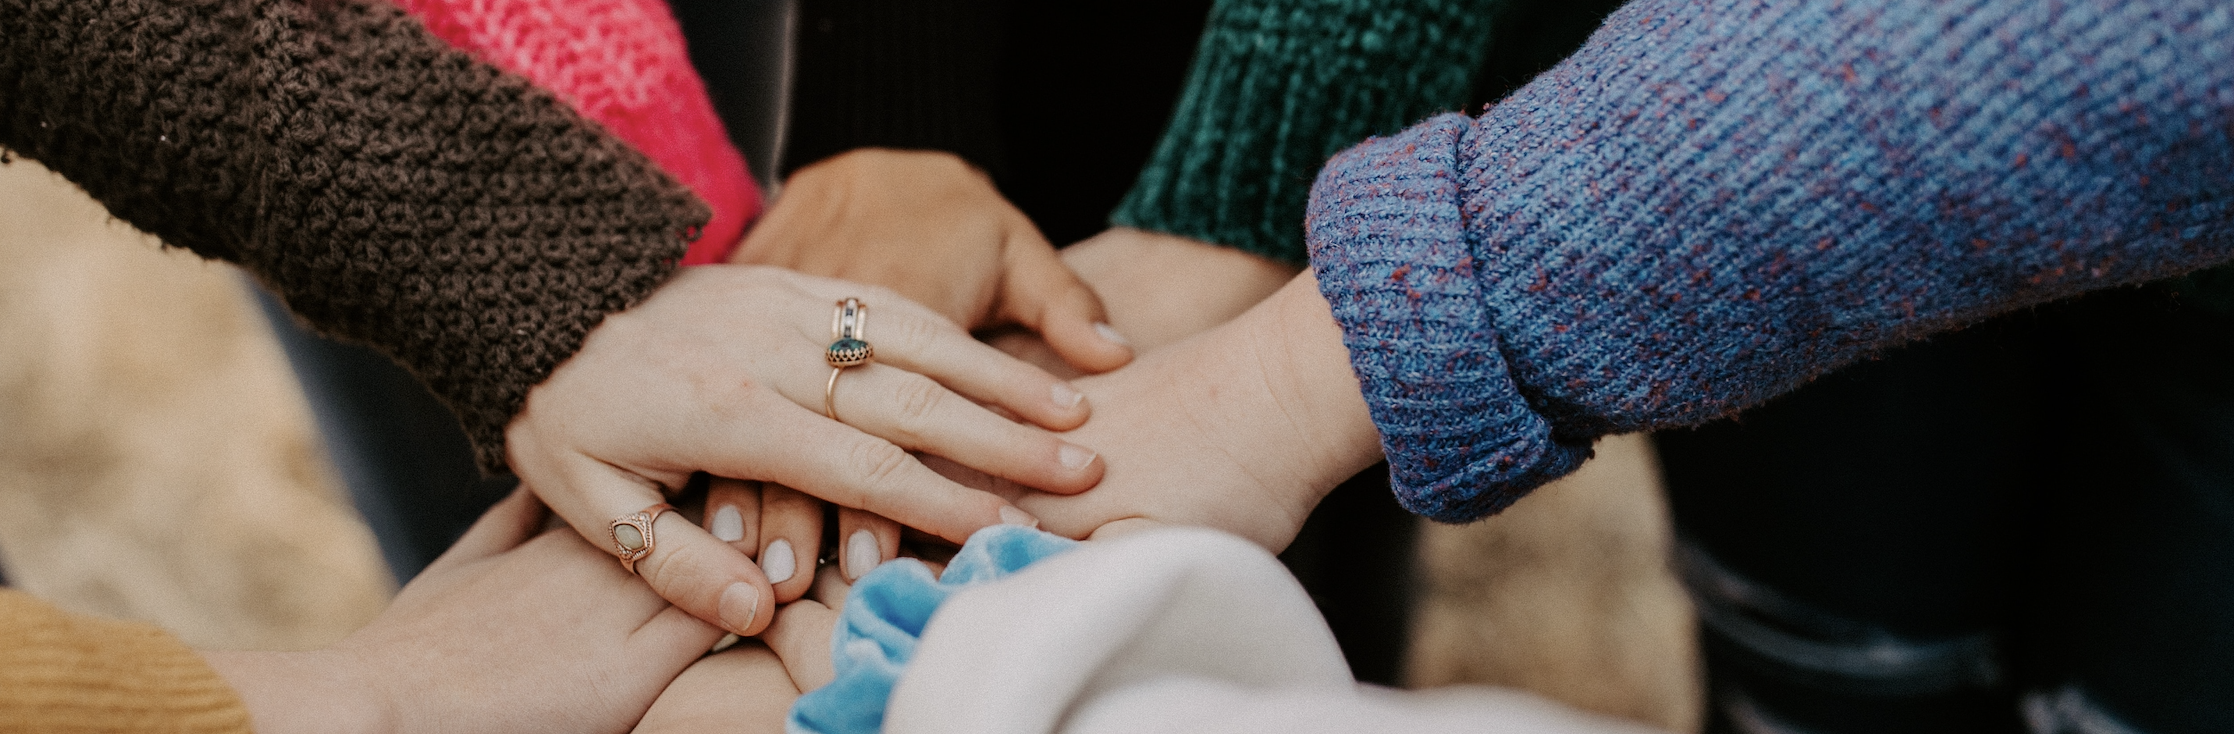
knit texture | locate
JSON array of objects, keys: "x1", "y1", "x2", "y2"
[
  {"x1": 396, "y1": 0, "x2": 762, "y2": 263},
  {"x1": 1307, "y1": 0, "x2": 2234, "y2": 521},
  {"x1": 1, "y1": 0, "x2": 707, "y2": 472},
  {"x1": 783, "y1": 0, "x2": 1006, "y2": 178},
  {"x1": 1112, "y1": 0, "x2": 1501, "y2": 263},
  {"x1": 0, "y1": 590, "x2": 251, "y2": 734}
]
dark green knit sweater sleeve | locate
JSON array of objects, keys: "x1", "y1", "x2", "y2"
[
  {"x1": 0, "y1": 0, "x2": 706, "y2": 472},
  {"x1": 1110, "y1": 0, "x2": 1502, "y2": 264}
]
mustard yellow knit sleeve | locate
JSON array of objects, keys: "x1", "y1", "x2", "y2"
[{"x1": 0, "y1": 590, "x2": 251, "y2": 734}]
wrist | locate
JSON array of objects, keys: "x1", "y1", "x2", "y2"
[
  {"x1": 1063, "y1": 228, "x2": 1303, "y2": 351},
  {"x1": 199, "y1": 648, "x2": 392, "y2": 734},
  {"x1": 1245, "y1": 272, "x2": 1383, "y2": 492}
]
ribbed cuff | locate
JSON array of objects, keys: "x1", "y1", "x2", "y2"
[
  {"x1": 0, "y1": 591, "x2": 253, "y2": 733},
  {"x1": 1112, "y1": 0, "x2": 1501, "y2": 264},
  {"x1": 1304, "y1": 115, "x2": 1590, "y2": 522},
  {"x1": 782, "y1": 0, "x2": 1005, "y2": 178}
]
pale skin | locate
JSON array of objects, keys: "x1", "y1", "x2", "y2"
[
  {"x1": 504, "y1": 265, "x2": 1105, "y2": 637},
  {"x1": 201, "y1": 489, "x2": 727, "y2": 734},
  {"x1": 628, "y1": 218, "x2": 1378, "y2": 734},
  {"x1": 699, "y1": 150, "x2": 1300, "y2": 608}
]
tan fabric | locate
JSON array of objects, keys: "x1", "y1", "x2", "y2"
[{"x1": 0, "y1": 590, "x2": 250, "y2": 734}]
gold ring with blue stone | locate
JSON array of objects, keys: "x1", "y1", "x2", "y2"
[{"x1": 825, "y1": 298, "x2": 871, "y2": 421}]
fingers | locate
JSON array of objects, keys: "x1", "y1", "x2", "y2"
[
  {"x1": 837, "y1": 507, "x2": 900, "y2": 582},
  {"x1": 999, "y1": 226, "x2": 1133, "y2": 374},
  {"x1": 698, "y1": 394, "x2": 1039, "y2": 546},
  {"x1": 422, "y1": 487, "x2": 544, "y2": 573},
  {"x1": 633, "y1": 509, "x2": 779, "y2": 637},
  {"x1": 703, "y1": 477, "x2": 762, "y2": 552},
  {"x1": 762, "y1": 599, "x2": 841, "y2": 693},
  {"x1": 628, "y1": 604, "x2": 728, "y2": 674},
  {"x1": 544, "y1": 462, "x2": 776, "y2": 637},
  {"x1": 825, "y1": 364, "x2": 1103, "y2": 494},
  {"x1": 757, "y1": 484, "x2": 822, "y2": 603},
  {"x1": 819, "y1": 285, "x2": 1092, "y2": 431}
]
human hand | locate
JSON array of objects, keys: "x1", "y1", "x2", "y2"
[
  {"x1": 700, "y1": 477, "x2": 904, "y2": 603},
  {"x1": 505, "y1": 265, "x2": 1105, "y2": 636},
  {"x1": 201, "y1": 489, "x2": 726, "y2": 734},
  {"x1": 974, "y1": 273, "x2": 1383, "y2": 550},
  {"x1": 734, "y1": 148, "x2": 1131, "y2": 373},
  {"x1": 630, "y1": 642, "x2": 798, "y2": 734},
  {"x1": 630, "y1": 563, "x2": 851, "y2": 734},
  {"x1": 987, "y1": 227, "x2": 1301, "y2": 377}
]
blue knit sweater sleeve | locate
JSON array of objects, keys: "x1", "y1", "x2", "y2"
[{"x1": 1305, "y1": 0, "x2": 2234, "y2": 522}]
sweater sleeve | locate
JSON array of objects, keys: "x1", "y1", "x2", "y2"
[
  {"x1": 0, "y1": 590, "x2": 251, "y2": 733},
  {"x1": 780, "y1": 0, "x2": 1007, "y2": 178},
  {"x1": 0, "y1": 0, "x2": 707, "y2": 472},
  {"x1": 1110, "y1": 0, "x2": 1503, "y2": 264},
  {"x1": 1305, "y1": 0, "x2": 2234, "y2": 521}
]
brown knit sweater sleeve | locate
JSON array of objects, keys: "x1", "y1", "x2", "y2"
[
  {"x1": 0, "y1": 0, "x2": 708, "y2": 471},
  {"x1": 0, "y1": 590, "x2": 251, "y2": 734}
]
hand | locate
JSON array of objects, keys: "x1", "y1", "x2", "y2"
[
  {"x1": 984, "y1": 273, "x2": 1383, "y2": 550},
  {"x1": 630, "y1": 642, "x2": 798, "y2": 734},
  {"x1": 734, "y1": 148, "x2": 1131, "y2": 373},
  {"x1": 505, "y1": 265, "x2": 1104, "y2": 636},
  {"x1": 701, "y1": 477, "x2": 903, "y2": 604},
  {"x1": 987, "y1": 228, "x2": 1301, "y2": 377},
  {"x1": 201, "y1": 489, "x2": 726, "y2": 734},
  {"x1": 631, "y1": 565, "x2": 849, "y2": 734}
]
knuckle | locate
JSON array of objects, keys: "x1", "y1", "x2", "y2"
[
  {"x1": 888, "y1": 315, "x2": 945, "y2": 356},
  {"x1": 844, "y1": 440, "x2": 916, "y2": 501},
  {"x1": 887, "y1": 374, "x2": 947, "y2": 436}
]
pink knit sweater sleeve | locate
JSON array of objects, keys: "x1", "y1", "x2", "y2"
[{"x1": 395, "y1": 0, "x2": 762, "y2": 264}]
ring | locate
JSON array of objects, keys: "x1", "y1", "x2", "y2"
[
  {"x1": 608, "y1": 502, "x2": 676, "y2": 575},
  {"x1": 826, "y1": 298, "x2": 873, "y2": 368},
  {"x1": 825, "y1": 298, "x2": 871, "y2": 422}
]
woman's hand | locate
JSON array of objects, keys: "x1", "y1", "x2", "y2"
[
  {"x1": 988, "y1": 273, "x2": 1383, "y2": 551},
  {"x1": 733, "y1": 148, "x2": 1132, "y2": 373},
  {"x1": 631, "y1": 565, "x2": 849, "y2": 734},
  {"x1": 201, "y1": 489, "x2": 726, "y2": 734},
  {"x1": 630, "y1": 642, "x2": 799, "y2": 734},
  {"x1": 505, "y1": 265, "x2": 1104, "y2": 635}
]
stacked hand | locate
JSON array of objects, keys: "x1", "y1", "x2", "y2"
[{"x1": 505, "y1": 265, "x2": 1105, "y2": 636}]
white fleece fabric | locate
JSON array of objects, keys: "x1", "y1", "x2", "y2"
[{"x1": 884, "y1": 527, "x2": 1669, "y2": 734}]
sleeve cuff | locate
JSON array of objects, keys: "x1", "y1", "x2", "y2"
[{"x1": 1304, "y1": 114, "x2": 1592, "y2": 523}]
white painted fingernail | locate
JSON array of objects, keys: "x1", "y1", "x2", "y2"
[
  {"x1": 761, "y1": 539, "x2": 796, "y2": 584},
  {"x1": 1051, "y1": 382, "x2": 1085, "y2": 409},
  {"x1": 999, "y1": 506, "x2": 1040, "y2": 528},
  {"x1": 719, "y1": 582, "x2": 759, "y2": 635},
  {"x1": 843, "y1": 530, "x2": 880, "y2": 581},
  {"x1": 1058, "y1": 443, "x2": 1097, "y2": 471},
  {"x1": 710, "y1": 504, "x2": 745, "y2": 542},
  {"x1": 1094, "y1": 322, "x2": 1129, "y2": 346}
]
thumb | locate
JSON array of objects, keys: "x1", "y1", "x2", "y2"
[{"x1": 999, "y1": 228, "x2": 1133, "y2": 374}]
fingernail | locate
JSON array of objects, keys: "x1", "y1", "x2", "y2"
[
  {"x1": 1058, "y1": 443, "x2": 1097, "y2": 471},
  {"x1": 998, "y1": 506, "x2": 1040, "y2": 528},
  {"x1": 1051, "y1": 382, "x2": 1085, "y2": 409},
  {"x1": 1094, "y1": 322, "x2": 1129, "y2": 346},
  {"x1": 710, "y1": 504, "x2": 745, "y2": 542},
  {"x1": 761, "y1": 539, "x2": 797, "y2": 584},
  {"x1": 718, "y1": 582, "x2": 758, "y2": 634},
  {"x1": 843, "y1": 530, "x2": 880, "y2": 581}
]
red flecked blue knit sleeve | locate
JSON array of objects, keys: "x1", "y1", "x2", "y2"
[{"x1": 1307, "y1": 0, "x2": 2234, "y2": 522}]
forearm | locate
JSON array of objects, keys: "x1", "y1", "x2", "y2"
[
  {"x1": 1308, "y1": 0, "x2": 2234, "y2": 519},
  {"x1": 199, "y1": 650, "x2": 384, "y2": 734},
  {"x1": 0, "y1": 0, "x2": 703, "y2": 470},
  {"x1": 1110, "y1": 0, "x2": 1504, "y2": 263}
]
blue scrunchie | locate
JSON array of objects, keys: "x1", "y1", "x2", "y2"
[{"x1": 785, "y1": 525, "x2": 1077, "y2": 734}]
